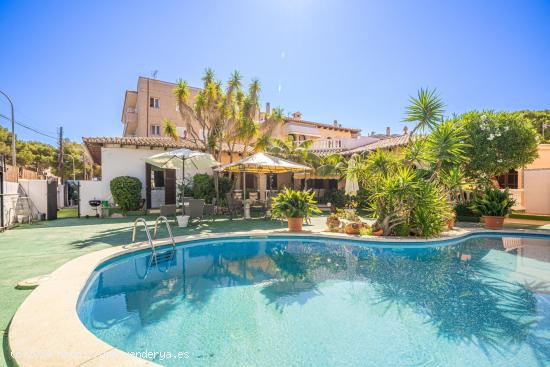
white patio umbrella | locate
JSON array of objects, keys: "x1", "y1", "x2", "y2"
[
  {"x1": 216, "y1": 152, "x2": 313, "y2": 211},
  {"x1": 344, "y1": 155, "x2": 359, "y2": 196},
  {"x1": 143, "y1": 148, "x2": 219, "y2": 210}
]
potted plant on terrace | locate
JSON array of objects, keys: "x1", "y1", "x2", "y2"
[
  {"x1": 272, "y1": 189, "x2": 321, "y2": 232},
  {"x1": 470, "y1": 187, "x2": 515, "y2": 230}
]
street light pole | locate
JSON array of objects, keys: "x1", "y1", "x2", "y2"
[
  {"x1": 0, "y1": 90, "x2": 16, "y2": 167},
  {"x1": 63, "y1": 154, "x2": 76, "y2": 181}
]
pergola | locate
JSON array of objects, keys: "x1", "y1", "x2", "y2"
[{"x1": 216, "y1": 152, "x2": 313, "y2": 200}]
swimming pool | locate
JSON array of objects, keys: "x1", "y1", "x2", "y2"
[{"x1": 77, "y1": 234, "x2": 550, "y2": 367}]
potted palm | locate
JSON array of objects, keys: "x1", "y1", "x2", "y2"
[
  {"x1": 271, "y1": 189, "x2": 321, "y2": 232},
  {"x1": 470, "y1": 188, "x2": 515, "y2": 230}
]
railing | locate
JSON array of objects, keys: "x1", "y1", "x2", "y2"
[
  {"x1": 310, "y1": 139, "x2": 343, "y2": 150},
  {"x1": 132, "y1": 218, "x2": 155, "y2": 255},
  {"x1": 153, "y1": 215, "x2": 176, "y2": 251},
  {"x1": 507, "y1": 189, "x2": 524, "y2": 209}
]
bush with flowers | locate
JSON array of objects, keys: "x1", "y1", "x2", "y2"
[{"x1": 458, "y1": 111, "x2": 539, "y2": 182}]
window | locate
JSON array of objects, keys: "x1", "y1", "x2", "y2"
[
  {"x1": 149, "y1": 97, "x2": 160, "y2": 108},
  {"x1": 150, "y1": 124, "x2": 160, "y2": 136},
  {"x1": 152, "y1": 170, "x2": 165, "y2": 188},
  {"x1": 496, "y1": 170, "x2": 518, "y2": 189},
  {"x1": 245, "y1": 174, "x2": 256, "y2": 189},
  {"x1": 176, "y1": 126, "x2": 187, "y2": 138}
]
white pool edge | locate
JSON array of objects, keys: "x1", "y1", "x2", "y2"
[{"x1": 8, "y1": 227, "x2": 550, "y2": 367}]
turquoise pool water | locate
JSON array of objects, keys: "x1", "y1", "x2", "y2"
[{"x1": 78, "y1": 235, "x2": 550, "y2": 367}]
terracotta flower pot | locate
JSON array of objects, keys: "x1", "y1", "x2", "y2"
[
  {"x1": 483, "y1": 215, "x2": 505, "y2": 230},
  {"x1": 447, "y1": 218, "x2": 455, "y2": 229},
  {"x1": 372, "y1": 229, "x2": 383, "y2": 236},
  {"x1": 287, "y1": 217, "x2": 304, "y2": 232},
  {"x1": 345, "y1": 222, "x2": 361, "y2": 235}
]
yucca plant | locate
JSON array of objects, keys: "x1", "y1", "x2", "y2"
[
  {"x1": 271, "y1": 189, "x2": 321, "y2": 219},
  {"x1": 470, "y1": 188, "x2": 515, "y2": 217}
]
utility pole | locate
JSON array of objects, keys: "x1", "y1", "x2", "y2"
[
  {"x1": 0, "y1": 90, "x2": 16, "y2": 168},
  {"x1": 58, "y1": 126, "x2": 64, "y2": 183}
]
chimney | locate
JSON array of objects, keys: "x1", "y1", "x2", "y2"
[
  {"x1": 333, "y1": 119, "x2": 338, "y2": 126},
  {"x1": 403, "y1": 125, "x2": 409, "y2": 135},
  {"x1": 265, "y1": 102, "x2": 271, "y2": 116},
  {"x1": 386, "y1": 127, "x2": 391, "y2": 136},
  {"x1": 292, "y1": 111, "x2": 302, "y2": 120}
]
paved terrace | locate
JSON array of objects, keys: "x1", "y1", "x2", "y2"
[{"x1": 1, "y1": 215, "x2": 549, "y2": 366}]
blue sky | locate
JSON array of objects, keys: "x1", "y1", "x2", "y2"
[{"x1": 1, "y1": 0, "x2": 549, "y2": 143}]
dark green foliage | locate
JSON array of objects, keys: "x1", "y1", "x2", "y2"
[
  {"x1": 191, "y1": 174, "x2": 216, "y2": 203},
  {"x1": 454, "y1": 201, "x2": 479, "y2": 218},
  {"x1": 511, "y1": 110, "x2": 550, "y2": 143},
  {"x1": 109, "y1": 176, "x2": 142, "y2": 213},
  {"x1": 470, "y1": 188, "x2": 515, "y2": 217},
  {"x1": 0, "y1": 125, "x2": 95, "y2": 178},
  {"x1": 459, "y1": 111, "x2": 539, "y2": 180},
  {"x1": 271, "y1": 189, "x2": 322, "y2": 218},
  {"x1": 178, "y1": 174, "x2": 232, "y2": 204},
  {"x1": 323, "y1": 188, "x2": 347, "y2": 208}
]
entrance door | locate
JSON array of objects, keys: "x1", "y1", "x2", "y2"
[
  {"x1": 164, "y1": 169, "x2": 176, "y2": 205},
  {"x1": 47, "y1": 179, "x2": 58, "y2": 220}
]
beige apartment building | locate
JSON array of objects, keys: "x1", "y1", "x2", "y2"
[{"x1": 121, "y1": 77, "x2": 370, "y2": 155}]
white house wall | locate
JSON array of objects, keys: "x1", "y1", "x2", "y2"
[
  {"x1": 524, "y1": 169, "x2": 550, "y2": 215},
  {"x1": 80, "y1": 146, "x2": 214, "y2": 216},
  {"x1": 18, "y1": 180, "x2": 49, "y2": 219},
  {"x1": 2, "y1": 181, "x2": 19, "y2": 225}
]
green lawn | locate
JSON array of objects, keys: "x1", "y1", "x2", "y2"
[
  {"x1": 56, "y1": 207, "x2": 78, "y2": 218},
  {"x1": 0, "y1": 215, "x2": 286, "y2": 367}
]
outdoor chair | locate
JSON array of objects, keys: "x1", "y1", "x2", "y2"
[
  {"x1": 225, "y1": 193, "x2": 243, "y2": 219},
  {"x1": 184, "y1": 199, "x2": 205, "y2": 222},
  {"x1": 160, "y1": 204, "x2": 177, "y2": 217},
  {"x1": 203, "y1": 203, "x2": 216, "y2": 222}
]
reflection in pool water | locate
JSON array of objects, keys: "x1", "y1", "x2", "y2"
[{"x1": 78, "y1": 235, "x2": 550, "y2": 367}]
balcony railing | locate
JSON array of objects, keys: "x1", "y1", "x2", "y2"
[{"x1": 507, "y1": 189, "x2": 525, "y2": 209}]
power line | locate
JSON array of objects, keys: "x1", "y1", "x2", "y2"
[{"x1": 0, "y1": 113, "x2": 57, "y2": 140}]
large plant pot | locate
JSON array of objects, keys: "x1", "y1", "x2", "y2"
[
  {"x1": 287, "y1": 217, "x2": 304, "y2": 232},
  {"x1": 484, "y1": 215, "x2": 505, "y2": 230},
  {"x1": 447, "y1": 217, "x2": 455, "y2": 230},
  {"x1": 345, "y1": 222, "x2": 361, "y2": 235}
]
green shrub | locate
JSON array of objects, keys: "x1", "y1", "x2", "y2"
[
  {"x1": 409, "y1": 181, "x2": 451, "y2": 237},
  {"x1": 177, "y1": 174, "x2": 232, "y2": 204},
  {"x1": 191, "y1": 174, "x2": 215, "y2": 202},
  {"x1": 323, "y1": 188, "x2": 347, "y2": 208},
  {"x1": 272, "y1": 189, "x2": 322, "y2": 219},
  {"x1": 470, "y1": 188, "x2": 515, "y2": 217},
  {"x1": 110, "y1": 176, "x2": 142, "y2": 214},
  {"x1": 454, "y1": 201, "x2": 479, "y2": 217}
]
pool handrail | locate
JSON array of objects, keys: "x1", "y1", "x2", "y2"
[
  {"x1": 153, "y1": 215, "x2": 176, "y2": 251},
  {"x1": 132, "y1": 217, "x2": 156, "y2": 256}
]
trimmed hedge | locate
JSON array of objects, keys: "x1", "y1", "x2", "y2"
[{"x1": 110, "y1": 176, "x2": 142, "y2": 213}]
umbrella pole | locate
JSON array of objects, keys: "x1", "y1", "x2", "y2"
[
  {"x1": 243, "y1": 171, "x2": 247, "y2": 200},
  {"x1": 181, "y1": 157, "x2": 185, "y2": 216}
]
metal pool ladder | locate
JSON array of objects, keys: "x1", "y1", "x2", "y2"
[
  {"x1": 153, "y1": 216, "x2": 176, "y2": 251},
  {"x1": 132, "y1": 218, "x2": 156, "y2": 256}
]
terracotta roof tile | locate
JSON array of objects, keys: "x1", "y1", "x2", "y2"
[
  {"x1": 284, "y1": 118, "x2": 361, "y2": 133},
  {"x1": 344, "y1": 134, "x2": 410, "y2": 154},
  {"x1": 82, "y1": 136, "x2": 250, "y2": 164}
]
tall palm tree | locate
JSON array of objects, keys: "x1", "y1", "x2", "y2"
[
  {"x1": 425, "y1": 119, "x2": 469, "y2": 180},
  {"x1": 405, "y1": 88, "x2": 445, "y2": 136},
  {"x1": 162, "y1": 118, "x2": 178, "y2": 140},
  {"x1": 270, "y1": 136, "x2": 317, "y2": 165}
]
